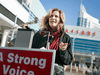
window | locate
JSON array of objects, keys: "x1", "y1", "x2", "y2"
[{"x1": 74, "y1": 38, "x2": 100, "y2": 55}]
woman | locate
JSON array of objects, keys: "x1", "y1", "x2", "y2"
[{"x1": 32, "y1": 8, "x2": 73, "y2": 75}]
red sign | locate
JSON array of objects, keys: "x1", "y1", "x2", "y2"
[{"x1": 0, "y1": 47, "x2": 55, "y2": 75}]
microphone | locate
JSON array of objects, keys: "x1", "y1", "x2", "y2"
[
  {"x1": 25, "y1": 21, "x2": 34, "y2": 24},
  {"x1": 19, "y1": 17, "x2": 38, "y2": 27},
  {"x1": 25, "y1": 17, "x2": 38, "y2": 24},
  {"x1": 13, "y1": 17, "x2": 38, "y2": 29},
  {"x1": 41, "y1": 31, "x2": 53, "y2": 50},
  {"x1": 34, "y1": 17, "x2": 38, "y2": 23}
]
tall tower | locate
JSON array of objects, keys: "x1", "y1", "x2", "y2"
[{"x1": 77, "y1": 3, "x2": 100, "y2": 29}]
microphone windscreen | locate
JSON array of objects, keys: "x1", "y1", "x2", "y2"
[
  {"x1": 25, "y1": 26, "x2": 31, "y2": 29},
  {"x1": 34, "y1": 17, "x2": 38, "y2": 23}
]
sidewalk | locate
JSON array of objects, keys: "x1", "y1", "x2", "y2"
[{"x1": 64, "y1": 71, "x2": 84, "y2": 75}]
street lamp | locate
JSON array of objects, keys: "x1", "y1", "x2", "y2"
[
  {"x1": 91, "y1": 52, "x2": 95, "y2": 71},
  {"x1": 11, "y1": 15, "x2": 17, "y2": 40},
  {"x1": 70, "y1": 37, "x2": 75, "y2": 73}
]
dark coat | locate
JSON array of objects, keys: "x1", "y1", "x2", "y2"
[{"x1": 31, "y1": 31, "x2": 73, "y2": 66}]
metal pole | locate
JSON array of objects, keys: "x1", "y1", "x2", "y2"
[
  {"x1": 70, "y1": 37, "x2": 75, "y2": 73},
  {"x1": 11, "y1": 15, "x2": 17, "y2": 40},
  {"x1": 1, "y1": 30, "x2": 10, "y2": 47},
  {"x1": 91, "y1": 52, "x2": 95, "y2": 71},
  {"x1": 46, "y1": 32, "x2": 50, "y2": 50}
]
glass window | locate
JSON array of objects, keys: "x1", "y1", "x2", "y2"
[
  {"x1": 74, "y1": 38, "x2": 100, "y2": 55},
  {"x1": 85, "y1": 57, "x2": 91, "y2": 61}
]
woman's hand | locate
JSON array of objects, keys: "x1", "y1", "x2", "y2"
[
  {"x1": 59, "y1": 42, "x2": 68, "y2": 51},
  {"x1": 23, "y1": 24, "x2": 27, "y2": 29}
]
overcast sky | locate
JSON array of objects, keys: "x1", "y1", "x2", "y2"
[{"x1": 40, "y1": 0, "x2": 100, "y2": 26}]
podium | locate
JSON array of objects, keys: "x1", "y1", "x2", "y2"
[{"x1": 14, "y1": 29, "x2": 34, "y2": 48}]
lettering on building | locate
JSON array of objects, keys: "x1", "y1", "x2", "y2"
[{"x1": 65, "y1": 29, "x2": 96, "y2": 36}]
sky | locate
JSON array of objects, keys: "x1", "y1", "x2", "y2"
[{"x1": 40, "y1": 0, "x2": 100, "y2": 26}]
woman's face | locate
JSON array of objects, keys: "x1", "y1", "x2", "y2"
[{"x1": 49, "y1": 11, "x2": 60, "y2": 29}]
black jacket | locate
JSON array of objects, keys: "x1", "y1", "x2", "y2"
[{"x1": 31, "y1": 31, "x2": 73, "y2": 66}]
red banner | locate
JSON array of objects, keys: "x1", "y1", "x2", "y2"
[{"x1": 0, "y1": 47, "x2": 55, "y2": 75}]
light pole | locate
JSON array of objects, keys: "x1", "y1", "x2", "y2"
[
  {"x1": 70, "y1": 38, "x2": 75, "y2": 73},
  {"x1": 11, "y1": 15, "x2": 17, "y2": 40},
  {"x1": 91, "y1": 52, "x2": 95, "y2": 71}
]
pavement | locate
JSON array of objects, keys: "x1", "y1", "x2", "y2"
[{"x1": 64, "y1": 71, "x2": 84, "y2": 75}]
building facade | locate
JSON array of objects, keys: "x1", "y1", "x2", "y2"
[
  {"x1": 77, "y1": 3, "x2": 100, "y2": 29},
  {"x1": 16, "y1": 0, "x2": 47, "y2": 31},
  {"x1": 65, "y1": 25, "x2": 100, "y2": 69},
  {"x1": 0, "y1": 0, "x2": 47, "y2": 46},
  {"x1": 27, "y1": 0, "x2": 47, "y2": 31}
]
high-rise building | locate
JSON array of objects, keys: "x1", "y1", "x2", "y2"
[
  {"x1": 77, "y1": 3, "x2": 100, "y2": 29},
  {"x1": 65, "y1": 3, "x2": 100, "y2": 70}
]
